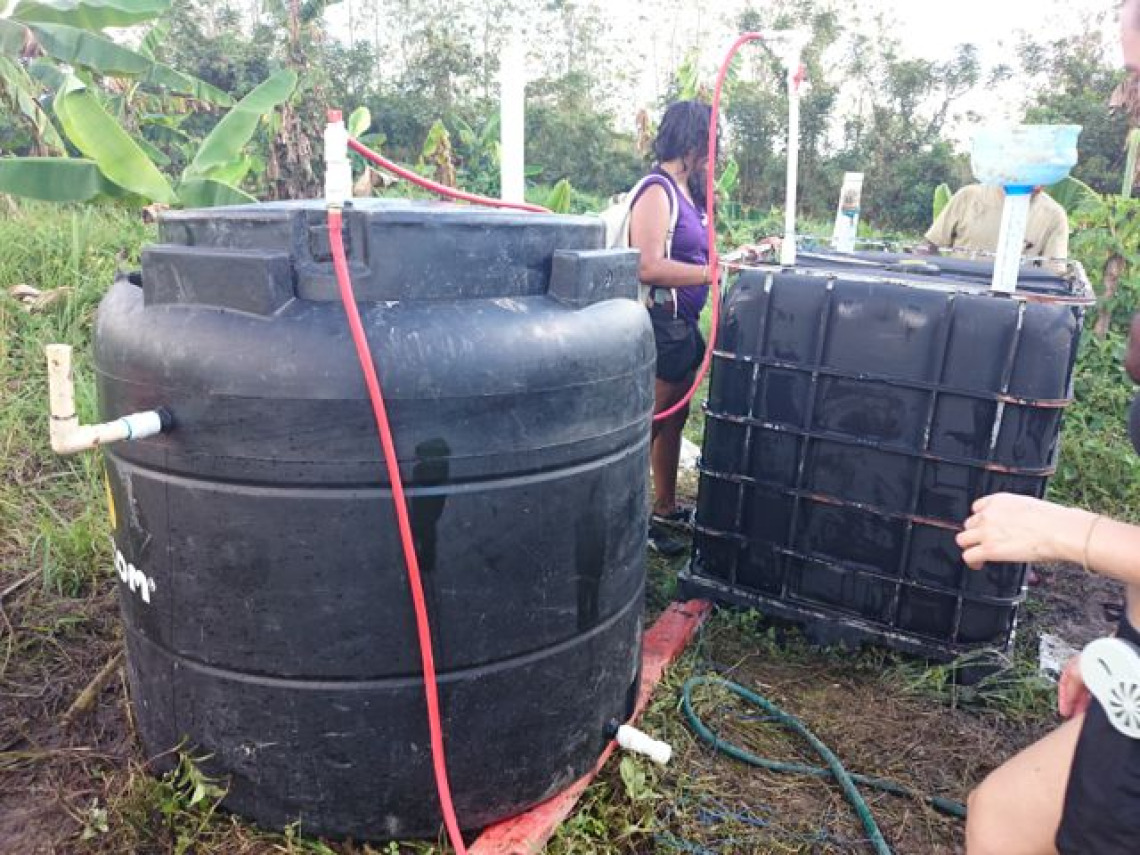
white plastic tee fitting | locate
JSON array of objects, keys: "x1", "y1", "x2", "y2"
[
  {"x1": 616, "y1": 724, "x2": 673, "y2": 766},
  {"x1": 324, "y1": 109, "x2": 353, "y2": 208},
  {"x1": 45, "y1": 344, "x2": 168, "y2": 455}
]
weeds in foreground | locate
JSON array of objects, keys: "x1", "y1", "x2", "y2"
[{"x1": 0, "y1": 203, "x2": 151, "y2": 599}]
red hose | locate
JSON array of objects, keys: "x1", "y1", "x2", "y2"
[
  {"x1": 652, "y1": 32, "x2": 767, "y2": 423},
  {"x1": 348, "y1": 138, "x2": 550, "y2": 213},
  {"x1": 327, "y1": 207, "x2": 468, "y2": 855}
]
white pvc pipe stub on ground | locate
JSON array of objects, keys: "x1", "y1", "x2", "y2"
[{"x1": 616, "y1": 724, "x2": 673, "y2": 765}]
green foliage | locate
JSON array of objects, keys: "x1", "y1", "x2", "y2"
[
  {"x1": 183, "y1": 68, "x2": 296, "y2": 180},
  {"x1": 347, "y1": 105, "x2": 371, "y2": 139},
  {"x1": 932, "y1": 183, "x2": 952, "y2": 221},
  {"x1": 0, "y1": 67, "x2": 296, "y2": 206},
  {"x1": 53, "y1": 75, "x2": 177, "y2": 202},
  {"x1": 0, "y1": 157, "x2": 117, "y2": 201},
  {"x1": 1072, "y1": 196, "x2": 1140, "y2": 327},
  {"x1": 1048, "y1": 175, "x2": 1102, "y2": 216},
  {"x1": 544, "y1": 178, "x2": 573, "y2": 213},
  {"x1": 1019, "y1": 25, "x2": 1128, "y2": 196},
  {"x1": 11, "y1": 0, "x2": 170, "y2": 29},
  {"x1": 1050, "y1": 331, "x2": 1140, "y2": 520},
  {"x1": 120, "y1": 751, "x2": 229, "y2": 854},
  {"x1": 526, "y1": 71, "x2": 644, "y2": 196},
  {"x1": 2, "y1": 1, "x2": 232, "y2": 111},
  {"x1": 0, "y1": 203, "x2": 152, "y2": 607}
]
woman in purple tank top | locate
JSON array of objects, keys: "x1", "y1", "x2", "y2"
[{"x1": 628, "y1": 101, "x2": 715, "y2": 555}]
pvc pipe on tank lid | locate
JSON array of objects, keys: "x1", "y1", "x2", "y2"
[
  {"x1": 616, "y1": 724, "x2": 673, "y2": 765},
  {"x1": 500, "y1": 31, "x2": 526, "y2": 205},
  {"x1": 324, "y1": 109, "x2": 353, "y2": 208},
  {"x1": 45, "y1": 344, "x2": 170, "y2": 456}
]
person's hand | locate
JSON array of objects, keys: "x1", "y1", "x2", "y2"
[
  {"x1": 1058, "y1": 654, "x2": 1091, "y2": 719},
  {"x1": 723, "y1": 237, "x2": 781, "y2": 271},
  {"x1": 955, "y1": 493, "x2": 1087, "y2": 570}
]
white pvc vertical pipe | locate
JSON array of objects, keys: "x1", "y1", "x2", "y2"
[
  {"x1": 781, "y1": 46, "x2": 803, "y2": 268},
  {"x1": 500, "y1": 32, "x2": 526, "y2": 205},
  {"x1": 992, "y1": 188, "x2": 1032, "y2": 293}
]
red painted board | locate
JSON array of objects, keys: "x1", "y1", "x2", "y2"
[{"x1": 468, "y1": 599, "x2": 713, "y2": 855}]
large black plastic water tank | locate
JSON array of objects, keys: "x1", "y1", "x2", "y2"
[
  {"x1": 680, "y1": 251, "x2": 1092, "y2": 661},
  {"x1": 94, "y1": 200, "x2": 654, "y2": 838}
]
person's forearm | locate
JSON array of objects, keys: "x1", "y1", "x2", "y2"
[
  {"x1": 638, "y1": 256, "x2": 710, "y2": 290},
  {"x1": 1047, "y1": 508, "x2": 1140, "y2": 587}
]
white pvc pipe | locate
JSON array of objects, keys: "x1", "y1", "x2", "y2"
[
  {"x1": 768, "y1": 32, "x2": 809, "y2": 268},
  {"x1": 991, "y1": 189, "x2": 1031, "y2": 294},
  {"x1": 45, "y1": 344, "x2": 166, "y2": 455},
  {"x1": 782, "y1": 55, "x2": 801, "y2": 267},
  {"x1": 616, "y1": 724, "x2": 673, "y2": 765},
  {"x1": 500, "y1": 31, "x2": 526, "y2": 204}
]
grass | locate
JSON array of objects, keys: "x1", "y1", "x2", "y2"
[
  {"x1": 0, "y1": 200, "x2": 1129, "y2": 853},
  {"x1": 0, "y1": 203, "x2": 151, "y2": 595}
]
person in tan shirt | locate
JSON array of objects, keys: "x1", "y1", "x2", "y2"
[{"x1": 924, "y1": 183, "x2": 1070, "y2": 259}]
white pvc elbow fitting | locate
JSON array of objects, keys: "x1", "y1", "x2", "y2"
[{"x1": 45, "y1": 344, "x2": 168, "y2": 455}]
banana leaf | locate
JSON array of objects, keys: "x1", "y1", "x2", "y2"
[
  {"x1": 185, "y1": 69, "x2": 297, "y2": 179},
  {"x1": 138, "y1": 17, "x2": 168, "y2": 60},
  {"x1": 0, "y1": 17, "x2": 28, "y2": 55},
  {"x1": 53, "y1": 76, "x2": 176, "y2": 203},
  {"x1": 348, "y1": 106, "x2": 370, "y2": 138},
  {"x1": 0, "y1": 55, "x2": 66, "y2": 152},
  {"x1": 10, "y1": 0, "x2": 169, "y2": 29},
  {"x1": 134, "y1": 134, "x2": 170, "y2": 167},
  {"x1": 932, "y1": 183, "x2": 952, "y2": 221},
  {"x1": 27, "y1": 56, "x2": 66, "y2": 90},
  {"x1": 1047, "y1": 176, "x2": 1102, "y2": 217},
  {"x1": 177, "y1": 178, "x2": 257, "y2": 208},
  {"x1": 29, "y1": 22, "x2": 233, "y2": 105},
  {"x1": 545, "y1": 178, "x2": 573, "y2": 214},
  {"x1": 0, "y1": 157, "x2": 118, "y2": 202}
]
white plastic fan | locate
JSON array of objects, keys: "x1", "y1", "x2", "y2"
[{"x1": 1081, "y1": 637, "x2": 1140, "y2": 740}]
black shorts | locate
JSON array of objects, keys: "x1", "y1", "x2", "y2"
[
  {"x1": 649, "y1": 305, "x2": 705, "y2": 383},
  {"x1": 1056, "y1": 616, "x2": 1140, "y2": 854}
]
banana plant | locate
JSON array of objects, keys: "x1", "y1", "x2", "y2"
[
  {"x1": 932, "y1": 183, "x2": 952, "y2": 221},
  {"x1": 0, "y1": 68, "x2": 298, "y2": 205},
  {"x1": 1, "y1": 0, "x2": 233, "y2": 153}
]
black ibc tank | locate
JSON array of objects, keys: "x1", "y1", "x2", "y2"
[
  {"x1": 95, "y1": 200, "x2": 654, "y2": 838},
  {"x1": 680, "y1": 252, "x2": 1092, "y2": 661}
]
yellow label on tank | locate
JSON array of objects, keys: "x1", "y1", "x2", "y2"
[{"x1": 103, "y1": 469, "x2": 117, "y2": 532}]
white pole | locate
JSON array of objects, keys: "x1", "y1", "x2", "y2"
[
  {"x1": 500, "y1": 32, "x2": 526, "y2": 204},
  {"x1": 780, "y1": 38, "x2": 806, "y2": 268}
]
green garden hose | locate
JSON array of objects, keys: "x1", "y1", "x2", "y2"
[{"x1": 681, "y1": 676, "x2": 967, "y2": 855}]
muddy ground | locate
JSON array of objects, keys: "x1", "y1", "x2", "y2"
[{"x1": 0, "y1": 542, "x2": 1126, "y2": 854}]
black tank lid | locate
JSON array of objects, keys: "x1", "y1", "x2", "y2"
[{"x1": 148, "y1": 199, "x2": 608, "y2": 305}]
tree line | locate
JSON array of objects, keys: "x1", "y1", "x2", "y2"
[{"x1": 0, "y1": 0, "x2": 1130, "y2": 232}]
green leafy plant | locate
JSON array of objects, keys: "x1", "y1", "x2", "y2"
[
  {"x1": 932, "y1": 182, "x2": 952, "y2": 221},
  {"x1": 0, "y1": 68, "x2": 297, "y2": 205},
  {"x1": 544, "y1": 177, "x2": 573, "y2": 213},
  {"x1": 1, "y1": 0, "x2": 230, "y2": 157}
]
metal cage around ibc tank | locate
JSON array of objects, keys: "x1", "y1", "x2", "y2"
[{"x1": 680, "y1": 251, "x2": 1093, "y2": 661}]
